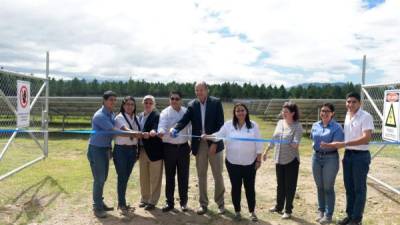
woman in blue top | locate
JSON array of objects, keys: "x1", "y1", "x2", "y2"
[{"x1": 311, "y1": 103, "x2": 344, "y2": 224}]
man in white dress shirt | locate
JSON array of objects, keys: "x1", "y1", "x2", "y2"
[{"x1": 157, "y1": 91, "x2": 192, "y2": 212}]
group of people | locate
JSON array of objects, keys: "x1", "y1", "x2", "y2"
[{"x1": 87, "y1": 81, "x2": 373, "y2": 225}]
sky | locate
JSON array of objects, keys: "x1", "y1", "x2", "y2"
[{"x1": 0, "y1": 0, "x2": 399, "y2": 87}]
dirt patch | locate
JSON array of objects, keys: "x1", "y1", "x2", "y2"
[{"x1": 21, "y1": 155, "x2": 400, "y2": 225}]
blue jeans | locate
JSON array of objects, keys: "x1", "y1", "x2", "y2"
[
  {"x1": 312, "y1": 152, "x2": 339, "y2": 218},
  {"x1": 113, "y1": 145, "x2": 137, "y2": 207},
  {"x1": 343, "y1": 150, "x2": 371, "y2": 223},
  {"x1": 87, "y1": 145, "x2": 110, "y2": 210}
]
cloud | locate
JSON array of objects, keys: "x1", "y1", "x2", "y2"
[{"x1": 0, "y1": 0, "x2": 399, "y2": 86}]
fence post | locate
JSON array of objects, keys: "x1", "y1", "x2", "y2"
[
  {"x1": 361, "y1": 55, "x2": 366, "y2": 108},
  {"x1": 62, "y1": 115, "x2": 66, "y2": 131},
  {"x1": 44, "y1": 51, "x2": 49, "y2": 157}
]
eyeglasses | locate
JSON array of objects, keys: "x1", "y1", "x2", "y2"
[
  {"x1": 235, "y1": 109, "x2": 246, "y2": 113},
  {"x1": 170, "y1": 97, "x2": 181, "y2": 101},
  {"x1": 320, "y1": 110, "x2": 332, "y2": 113}
]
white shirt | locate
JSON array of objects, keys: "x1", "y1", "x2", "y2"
[
  {"x1": 158, "y1": 106, "x2": 191, "y2": 144},
  {"x1": 139, "y1": 112, "x2": 150, "y2": 132},
  {"x1": 200, "y1": 99, "x2": 207, "y2": 134},
  {"x1": 114, "y1": 113, "x2": 139, "y2": 145},
  {"x1": 344, "y1": 108, "x2": 374, "y2": 151},
  {"x1": 214, "y1": 120, "x2": 264, "y2": 165}
]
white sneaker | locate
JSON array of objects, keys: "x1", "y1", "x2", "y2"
[
  {"x1": 315, "y1": 211, "x2": 324, "y2": 222},
  {"x1": 319, "y1": 216, "x2": 332, "y2": 224},
  {"x1": 282, "y1": 212, "x2": 291, "y2": 219}
]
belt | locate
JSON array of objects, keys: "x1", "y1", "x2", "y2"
[
  {"x1": 115, "y1": 144, "x2": 137, "y2": 149},
  {"x1": 89, "y1": 145, "x2": 111, "y2": 150},
  {"x1": 164, "y1": 142, "x2": 189, "y2": 148},
  {"x1": 345, "y1": 149, "x2": 369, "y2": 154},
  {"x1": 315, "y1": 150, "x2": 338, "y2": 155}
]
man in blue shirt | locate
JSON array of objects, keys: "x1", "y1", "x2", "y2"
[{"x1": 87, "y1": 90, "x2": 117, "y2": 218}]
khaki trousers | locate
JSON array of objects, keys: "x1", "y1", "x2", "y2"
[
  {"x1": 139, "y1": 148, "x2": 163, "y2": 205},
  {"x1": 196, "y1": 140, "x2": 225, "y2": 208}
]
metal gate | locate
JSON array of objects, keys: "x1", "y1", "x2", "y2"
[
  {"x1": 0, "y1": 53, "x2": 49, "y2": 181},
  {"x1": 362, "y1": 82, "x2": 400, "y2": 195}
]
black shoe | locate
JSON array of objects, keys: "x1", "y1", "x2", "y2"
[
  {"x1": 162, "y1": 204, "x2": 174, "y2": 212},
  {"x1": 218, "y1": 205, "x2": 225, "y2": 214},
  {"x1": 181, "y1": 205, "x2": 188, "y2": 212},
  {"x1": 234, "y1": 211, "x2": 241, "y2": 221},
  {"x1": 93, "y1": 209, "x2": 107, "y2": 218},
  {"x1": 139, "y1": 202, "x2": 147, "y2": 208},
  {"x1": 338, "y1": 217, "x2": 351, "y2": 225},
  {"x1": 348, "y1": 221, "x2": 362, "y2": 225},
  {"x1": 196, "y1": 206, "x2": 208, "y2": 215},
  {"x1": 103, "y1": 203, "x2": 114, "y2": 211},
  {"x1": 144, "y1": 204, "x2": 155, "y2": 211},
  {"x1": 118, "y1": 205, "x2": 134, "y2": 216},
  {"x1": 250, "y1": 212, "x2": 258, "y2": 222}
]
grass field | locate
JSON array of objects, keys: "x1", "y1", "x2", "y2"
[{"x1": 0, "y1": 103, "x2": 399, "y2": 225}]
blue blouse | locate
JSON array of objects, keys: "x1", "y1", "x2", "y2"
[{"x1": 311, "y1": 119, "x2": 344, "y2": 152}]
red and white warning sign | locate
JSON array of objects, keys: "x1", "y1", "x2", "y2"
[
  {"x1": 17, "y1": 80, "x2": 30, "y2": 128},
  {"x1": 382, "y1": 90, "x2": 400, "y2": 141}
]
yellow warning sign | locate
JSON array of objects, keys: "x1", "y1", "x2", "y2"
[{"x1": 385, "y1": 103, "x2": 396, "y2": 127}]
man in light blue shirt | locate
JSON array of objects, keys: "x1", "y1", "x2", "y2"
[
  {"x1": 89, "y1": 106, "x2": 115, "y2": 147},
  {"x1": 87, "y1": 90, "x2": 117, "y2": 218}
]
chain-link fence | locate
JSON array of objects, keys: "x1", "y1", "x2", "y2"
[
  {"x1": 47, "y1": 97, "x2": 190, "y2": 130},
  {"x1": 362, "y1": 82, "x2": 400, "y2": 195},
  {"x1": 0, "y1": 68, "x2": 49, "y2": 181}
]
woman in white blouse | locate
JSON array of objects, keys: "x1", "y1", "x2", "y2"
[
  {"x1": 113, "y1": 96, "x2": 142, "y2": 215},
  {"x1": 204, "y1": 103, "x2": 263, "y2": 222}
]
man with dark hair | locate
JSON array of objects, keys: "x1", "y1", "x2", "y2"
[
  {"x1": 321, "y1": 92, "x2": 374, "y2": 225},
  {"x1": 157, "y1": 91, "x2": 191, "y2": 212},
  {"x1": 87, "y1": 90, "x2": 117, "y2": 218},
  {"x1": 171, "y1": 81, "x2": 225, "y2": 215}
]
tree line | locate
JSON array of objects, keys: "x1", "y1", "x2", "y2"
[
  {"x1": 0, "y1": 73, "x2": 360, "y2": 100},
  {"x1": 48, "y1": 77, "x2": 360, "y2": 100}
]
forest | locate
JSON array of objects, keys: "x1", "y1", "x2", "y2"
[{"x1": 49, "y1": 77, "x2": 360, "y2": 100}]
